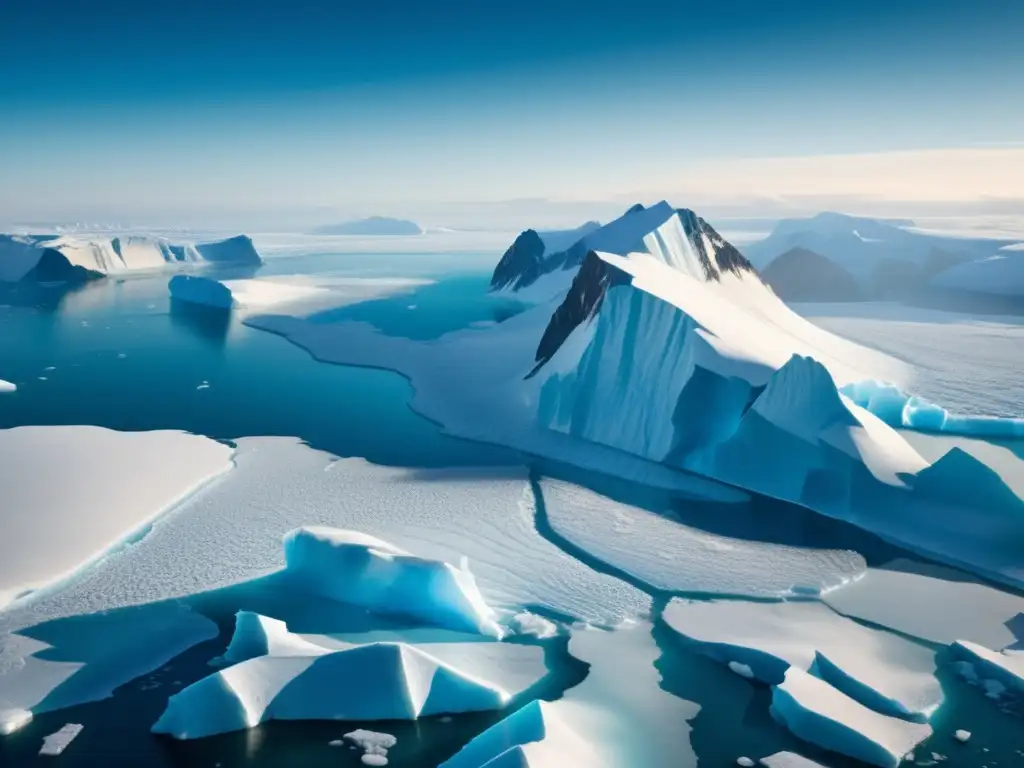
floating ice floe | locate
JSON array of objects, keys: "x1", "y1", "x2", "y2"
[
  {"x1": 949, "y1": 640, "x2": 1024, "y2": 698},
  {"x1": 0, "y1": 379, "x2": 16, "y2": 393},
  {"x1": 282, "y1": 527, "x2": 502, "y2": 637},
  {"x1": 663, "y1": 599, "x2": 941, "y2": 721},
  {"x1": 345, "y1": 729, "x2": 397, "y2": 766},
  {"x1": 509, "y1": 612, "x2": 560, "y2": 639},
  {"x1": 38, "y1": 723, "x2": 84, "y2": 756},
  {"x1": 0, "y1": 425, "x2": 234, "y2": 611},
  {"x1": 953, "y1": 730, "x2": 971, "y2": 743},
  {"x1": 540, "y1": 479, "x2": 865, "y2": 598},
  {"x1": 438, "y1": 699, "x2": 600, "y2": 768},
  {"x1": 445, "y1": 623, "x2": 700, "y2": 768},
  {"x1": 758, "y1": 752, "x2": 827, "y2": 768},
  {"x1": 152, "y1": 641, "x2": 511, "y2": 740},
  {"x1": 771, "y1": 668, "x2": 932, "y2": 768},
  {"x1": 169, "y1": 274, "x2": 432, "y2": 313},
  {"x1": 823, "y1": 558, "x2": 1024, "y2": 648}
]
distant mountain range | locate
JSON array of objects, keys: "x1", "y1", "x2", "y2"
[
  {"x1": 743, "y1": 212, "x2": 1021, "y2": 306},
  {"x1": 312, "y1": 217, "x2": 424, "y2": 236}
]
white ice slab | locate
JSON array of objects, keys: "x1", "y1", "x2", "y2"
[
  {"x1": 823, "y1": 558, "x2": 1024, "y2": 649},
  {"x1": 0, "y1": 438, "x2": 649, "y2": 639},
  {"x1": 759, "y1": 752, "x2": 827, "y2": 768},
  {"x1": 771, "y1": 668, "x2": 932, "y2": 768},
  {"x1": 39, "y1": 723, "x2": 83, "y2": 756},
  {"x1": 950, "y1": 640, "x2": 1024, "y2": 696},
  {"x1": 664, "y1": 599, "x2": 941, "y2": 721},
  {"x1": 0, "y1": 426, "x2": 234, "y2": 609},
  {"x1": 541, "y1": 479, "x2": 865, "y2": 598},
  {"x1": 0, "y1": 379, "x2": 15, "y2": 393}
]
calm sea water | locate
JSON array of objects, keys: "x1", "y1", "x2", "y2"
[{"x1": 0, "y1": 256, "x2": 1021, "y2": 767}]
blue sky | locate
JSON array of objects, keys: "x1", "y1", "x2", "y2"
[{"x1": 1, "y1": 0, "x2": 1022, "y2": 227}]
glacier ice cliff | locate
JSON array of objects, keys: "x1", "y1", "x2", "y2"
[{"x1": 0, "y1": 232, "x2": 261, "y2": 283}]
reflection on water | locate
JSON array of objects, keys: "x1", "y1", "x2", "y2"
[{"x1": 168, "y1": 300, "x2": 232, "y2": 347}]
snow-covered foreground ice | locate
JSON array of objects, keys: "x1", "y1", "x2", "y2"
[
  {"x1": 0, "y1": 425, "x2": 234, "y2": 609},
  {"x1": 771, "y1": 668, "x2": 932, "y2": 768},
  {"x1": 0, "y1": 438, "x2": 649, "y2": 636},
  {"x1": 795, "y1": 303, "x2": 1024, "y2": 421},
  {"x1": 539, "y1": 479, "x2": 866, "y2": 598},
  {"x1": 663, "y1": 599, "x2": 942, "y2": 721},
  {"x1": 443, "y1": 624, "x2": 700, "y2": 768},
  {"x1": 823, "y1": 558, "x2": 1024, "y2": 649}
]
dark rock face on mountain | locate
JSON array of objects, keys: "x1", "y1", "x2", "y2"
[
  {"x1": 490, "y1": 229, "x2": 546, "y2": 291},
  {"x1": 761, "y1": 247, "x2": 863, "y2": 302},
  {"x1": 528, "y1": 251, "x2": 630, "y2": 376},
  {"x1": 676, "y1": 209, "x2": 756, "y2": 281}
]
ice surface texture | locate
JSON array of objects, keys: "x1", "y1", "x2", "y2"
[
  {"x1": 281, "y1": 527, "x2": 502, "y2": 637},
  {"x1": 0, "y1": 425, "x2": 234, "y2": 610},
  {"x1": 0, "y1": 232, "x2": 260, "y2": 282}
]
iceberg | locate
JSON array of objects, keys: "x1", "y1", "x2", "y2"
[
  {"x1": 842, "y1": 380, "x2": 1024, "y2": 439},
  {"x1": 222, "y1": 611, "x2": 327, "y2": 663},
  {"x1": 663, "y1": 599, "x2": 942, "y2": 721},
  {"x1": 949, "y1": 640, "x2": 1024, "y2": 697},
  {"x1": 439, "y1": 699, "x2": 601, "y2": 768},
  {"x1": 0, "y1": 232, "x2": 261, "y2": 283},
  {"x1": 169, "y1": 274, "x2": 336, "y2": 311},
  {"x1": 770, "y1": 668, "x2": 932, "y2": 768},
  {"x1": 0, "y1": 379, "x2": 14, "y2": 393},
  {"x1": 152, "y1": 641, "x2": 511, "y2": 739},
  {"x1": 344, "y1": 729, "x2": 398, "y2": 766},
  {"x1": 281, "y1": 527, "x2": 502, "y2": 638}
]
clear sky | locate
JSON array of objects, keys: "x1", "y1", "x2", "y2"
[{"x1": 1, "y1": 0, "x2": 1022, "y2": 228}]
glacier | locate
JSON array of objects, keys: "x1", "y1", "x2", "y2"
[
  {"x1": 663, "y1": 599, "x2": 942, "y2": 722},
  {"x1": 152, "y1": 641, "x2": 511, "y2": 740},
  {"x1": 770, "y1": 667, "x2": 932, "y2": 768},
  {"x1": 241, "y1": 201, "x2": 1024, "y2": 589},
  {"x1": 0, "y1": 232, "x2": 261, "y2": 282},
  {"x1": 932, "y1": 251, "x2": 1024, "y2": 298},
  {"x1": 282, "y1": 526, "x2": 502, "y2": 637}
]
